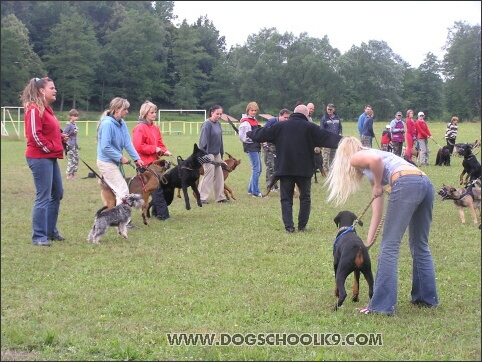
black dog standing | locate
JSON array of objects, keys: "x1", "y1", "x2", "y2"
[
  {"x1": 332, "y1": 211, "x2": 374, "y2": 311},
  {"x1": 435, "y1": 146, "x2": 451, "y2": 166},
  {"x1": 152, "y1": 143, "x2": 211, "y2": 212},
  {"x1": 458, "y1": 143, "x2": 481, "y2": 185}
]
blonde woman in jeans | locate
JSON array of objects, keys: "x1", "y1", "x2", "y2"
[
  {"x1": 325, "y1": 137, "x2": 438, "y2": 315},
  {"x1": 97, "y1": 98, "x2": 145, "y2": 207}
]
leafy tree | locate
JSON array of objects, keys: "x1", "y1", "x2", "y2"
[
  {"x1": 0, "y1": 14, "x2": 44, "y2": 106},
  {"x1": 338, "y1": 40, "x2": 405, "y2": 122},
  {"x1": 43, "y1": 11, "x2": 101, "y2": 111},
  {"x1": 170, "y1": 20, "x2": 211, "y2": 108},
  {"x1": 151, "y1": 1, "x2": 176, "y2": 23},
  {"x1": 101, "y1": 9, "x2": 169, "y2": 110},
  {"x1": 443, "y1": 22, "x2": 481, "y2": 121},
  {"x1": 284, "y1": 33, "x2": 343, "y2": 117},
  {"x1": 413, "y1": 53, "x2": 444, "y2": 119}
]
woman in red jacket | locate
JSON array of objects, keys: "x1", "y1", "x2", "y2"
[
  {"x1": 404, "y1": 109, "x2": 417, "y2": 163},
  {"x1": 132, "y1": 101, "x2": 173, "y2": 221},
  {"x1": 414, "y1": 111, "x2": 432, "y2": 166},
  {"x1": 21, "y1": 77, "x2": 68, "y2": 246}
]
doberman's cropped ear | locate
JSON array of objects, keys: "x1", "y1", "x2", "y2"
[
  {"x1": 193, "y1": 143, "x2": 199, "y2": 152},
  {"x1": 226, "y1": 152, "x2": 232, "y2": 159}
]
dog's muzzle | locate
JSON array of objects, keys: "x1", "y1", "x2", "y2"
[
  {"x1": 198, "y1": 155, "x2": 212, "y2": 165},
  {"x1": 437, "y1": 188, "x2": 450, "y2": 201}
]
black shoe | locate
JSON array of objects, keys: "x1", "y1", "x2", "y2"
[
  {"x1": 49, "y1": 235, "x2": 65, "y2": 241},
  {"x1": 217, "y1": 199, "x2": 230, "y2": 203},
  {"x1": 32, "y1": 240, "x2": 51, "y2": 247},
  {"x1": 298, "y1": 227, "x2": 308, "y2": 232},
  {"x1": 158, "y1": 217, "x2": 175, "y2": 221},
  {"x1": 285, "y1": 227, "x2": 295, "y2": 233},
  {"x1": 201, "y1": 200, "x2": 209, "y2": 204},
  {"x1": 126, "y1": 223, "x2": 138, "y2": 230}
]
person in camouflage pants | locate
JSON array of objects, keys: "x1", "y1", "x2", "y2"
[
  {"x1": 263, "y1": 109, "x2": 291, "y2": 190},
  {"x1": 63, "y1": 109, "x2": 80, "y2": 179}
]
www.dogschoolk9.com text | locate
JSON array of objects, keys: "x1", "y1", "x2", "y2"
[{"x1": 166, "y1": 332, "x2": 383, "y2": 347}]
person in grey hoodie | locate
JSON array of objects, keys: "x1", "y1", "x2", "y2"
[{"x1": 198, "y1": 105, "x2": 228, "y2": 204}]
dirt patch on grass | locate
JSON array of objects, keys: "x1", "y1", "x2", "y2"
[{"x1": 1, "y1": 350, "x2": 38, "y2": 361}]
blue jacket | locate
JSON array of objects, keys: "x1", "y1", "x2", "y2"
[
  {"x1": 97, "y1": 115, "x2": 140, "y2": 164},
  {"x1": 362, "y1": 116, "x2": 375, "y2": 138},
  {"x1": 357, "y1": 112, "x2": 366, "y2": 135},
  {"x1": 320, "y1": 113, "x2": 342, "y2": 136}
]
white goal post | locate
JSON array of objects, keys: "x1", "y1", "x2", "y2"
[{"x1": 1, "y1": 106, "x2": 23, "y2": 138}]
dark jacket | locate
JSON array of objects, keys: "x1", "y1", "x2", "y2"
[
  {"x1": 320, "y1": 112, "x2": 342, "y2": 135},
  {"x1": 247, "y1": 112, "x2": 342, "y2": 177}
]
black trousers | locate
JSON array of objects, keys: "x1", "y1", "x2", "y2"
[
  {"x1": 279, "y1": 176, "x2": 311, "y2": 230},
  {"x1": 151, "y1": 186, "x2": 170, "y2": 220}
]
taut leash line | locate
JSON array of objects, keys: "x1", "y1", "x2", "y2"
[{"x1": 80, "y1": 157, "x2": 127, "y2": 205}]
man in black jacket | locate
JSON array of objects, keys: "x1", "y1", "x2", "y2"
[{"x1": 247, "y1": 105, "x2": 343, "y2": 233}]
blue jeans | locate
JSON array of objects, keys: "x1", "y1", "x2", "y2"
[
  {"x1": 27, "y1": 158, "x2": 64, "y2": 242},
  {"x1": 247, "y1": 151, "x2": 262, "y2": 195},
  {"x1": 368, "y1": 175, "x2": 438, "y2": 314}
]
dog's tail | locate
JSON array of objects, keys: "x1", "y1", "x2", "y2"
[{"x1": 96, "y1": 206, "x2": 109, "y2": 217}]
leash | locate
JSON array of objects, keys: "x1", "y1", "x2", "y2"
[
  {"x1": 430, "y1": 137, "x2": 444, "y2": 148},
  {"x1": 373, "y1": 137, "x2": 381, "y2": 149},
  {"x1": 80, "y1": 157, "x2": 128, "y2": 205},
  {"x1": 354, "y1": 189, "x2": 390, "y2": 250},
  {"x1": 366, "y1": 189, "x2": 391, "y2": 250},
  {"x1": 354, "y1": 196, "x2": 377, "y2": 226},
  {"x1": 226, "y1": 119, "x2": 239, "y2": 134}
]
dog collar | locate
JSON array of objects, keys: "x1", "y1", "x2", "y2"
[{"x1": 333, "y1": 226, "x2": 356, "y2": 253}]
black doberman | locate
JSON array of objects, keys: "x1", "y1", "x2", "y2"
[
  {"x1": 155, "y1": 143, "x2": 211, "y2": 211},
  {"x1": 332, "y1": 211, "x2": 374, "y2": 311}
]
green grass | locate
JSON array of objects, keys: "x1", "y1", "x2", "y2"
[{"x1": 1, "y1": 122, "x2": 481, "y2": 361}]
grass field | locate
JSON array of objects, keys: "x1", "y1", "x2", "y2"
[{"x1": 1, "y1": 121, "x2": 481, "y2": 361}]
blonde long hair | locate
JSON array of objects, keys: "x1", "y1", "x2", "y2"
[
  {"x1": 324, "y1": 137, "x2": 365, "y2": 206},
  {"x1": 20, "y1": 77, "x2": 52, "y2": 117}
]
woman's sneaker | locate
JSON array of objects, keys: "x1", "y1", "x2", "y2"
[{"x1": 252, "y1": 193, "x2": 267, "y2": 198}]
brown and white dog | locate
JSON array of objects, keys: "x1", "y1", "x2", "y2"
[{"x1": 438, "y1": 183, "x2": 481, "y2": 224}]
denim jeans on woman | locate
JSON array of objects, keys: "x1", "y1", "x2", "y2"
[
  {"x1": 27, "y1": 157, "x2": 64, "y2": 243},
  {"x1": 367, "y1": 174, "x2": 438, "y2": 314},
  {"x1": 247, "y1": 151, "x2": 262, "y2": 195}
]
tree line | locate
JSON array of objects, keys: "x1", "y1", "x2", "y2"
[{"x1": 1, "y1": 1, "x2": 480, "y2": 122}]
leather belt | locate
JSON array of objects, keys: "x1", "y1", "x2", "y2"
[{"x1": 391, "y1": 170, "x2": 426, "y2": 184}]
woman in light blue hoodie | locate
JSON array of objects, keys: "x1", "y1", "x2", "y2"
[{"x1": 97, "y1": 97, "x2": 145, "y2": 206}]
